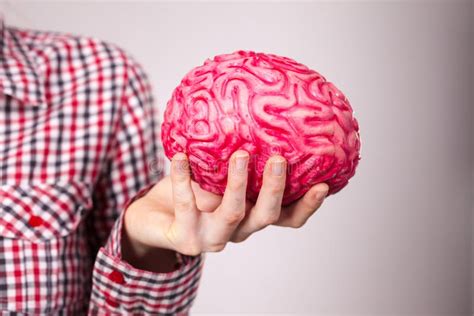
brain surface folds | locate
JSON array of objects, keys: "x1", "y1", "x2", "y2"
[{"x1": 161, "y1": 51, "x2": 361, "y2": 205}]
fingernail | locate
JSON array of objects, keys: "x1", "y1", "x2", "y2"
[
  {"x1": 235, "y1": 154, "x2": 248, "y2": 173},
  {"x1": 272, "y1": 160, "x2": 285, "y2": 176}
]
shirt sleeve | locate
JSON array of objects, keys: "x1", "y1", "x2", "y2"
[{"x1": 87, "y1": 52, "x2": 203, "y2": 315}]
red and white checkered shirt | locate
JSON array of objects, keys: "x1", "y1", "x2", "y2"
[{"x1": 0, "y1": 20, "x2": 203, "y2": 315}]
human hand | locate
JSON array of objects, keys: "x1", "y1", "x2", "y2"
[{"x1": 122, "y1": 151, "x2": 328, "y2": 265}]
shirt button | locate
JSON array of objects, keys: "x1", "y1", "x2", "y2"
[
  {"x1": 28, "y1": 215, "x2": 44, "y2": 227},
  {"x1": 105, "y1": 296, "x2": 120, "y2": 308},
  {"x1": 108, "y1": 270, "x2": 125, "y2": 284}
]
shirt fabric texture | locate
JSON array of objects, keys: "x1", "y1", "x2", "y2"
[{"x1": 0, "y1": 21, "x2": 203, "y2": 315}]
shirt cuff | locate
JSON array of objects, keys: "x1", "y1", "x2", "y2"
[{"x1": 89, "y1": 183, "x2": 204, "y2": 315}]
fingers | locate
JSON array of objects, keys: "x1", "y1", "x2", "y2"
[
  {"x1": 170, "y1": 153, "x2": 199, "y2": 228},
  {"x1": 165, "y1": 152, "x2": 328, "y2": 255},
  {"x1": 275, "y1": 183, "x2": 329, "y2": 228},
  {"x1": 231, "y1": 155, "x2": 287, "y2": 242},
  {"x1": 207, "y1": 150, "x2": 249, "y2": 246},
  {"x1": 191, "y1": 181, "x2": 223, "y2": 212}
]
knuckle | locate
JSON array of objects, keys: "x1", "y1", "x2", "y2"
[
  {"x1": 174, "y1": 199, "x2": 195, "y2": 211},
  {"x1": 266, "y1": 182, "x2": 285, "y2": 195},
  {"x1": 171, "y1": 173, "x2": 191, "y2": 185},
  {"x1": 172, "y1": 171, "x2": 188, "y2": 180},
  {"x1": 224, "y1": 210, "x2": 245, "y2": 225},
  {"x1": 173, "y1": 176, "x2": 189, "y2": 185},
  {"x1": 256, "y1": 212, "x2": 279, "y2": 227},
  {"x1": 290, "y1": 218, "x2": 306, "y2": 229},
  {"x1": 181, "y1": 241, "x2": 202, "y2": 256},
  {"x1": 207, "y1": 242, "x2": 226, "y2": 252},
  {"x1": 302, "y1": 197, "x2": 317, "y2": 210},
  {"x1": 231, "y1": 234, "x2": 248, "y2": 243},
  {"x1": 227, "y1": 178, "x2": 246, "y2": 191}
]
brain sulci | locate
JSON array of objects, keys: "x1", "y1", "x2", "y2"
[{"x1": 161, "y1": 50, "x2": 361, "y2": 205}]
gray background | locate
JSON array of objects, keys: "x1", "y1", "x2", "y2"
[{"x1": 2, "y1": 1, "x2": 473, "y2": 315}]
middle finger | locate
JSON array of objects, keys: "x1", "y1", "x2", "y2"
[{"x1": 231, "y1": 155, "x2": 287, "y2": 242}]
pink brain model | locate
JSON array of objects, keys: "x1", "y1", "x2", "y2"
[{"x1": 161, "y1": 51, "x2": 361, "y2": 205}]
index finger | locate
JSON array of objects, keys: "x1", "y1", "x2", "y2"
[{"x1": 170, "y1": 153, "x2": 199, "y2": 227}]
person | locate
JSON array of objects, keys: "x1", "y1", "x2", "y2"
[{"x1": 0, "y1": 17, "x2": 329, "y2": 315}]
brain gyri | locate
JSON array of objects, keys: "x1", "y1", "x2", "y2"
[{"x1": 161, "y1": 51, "x2": 361, "y2": 205}]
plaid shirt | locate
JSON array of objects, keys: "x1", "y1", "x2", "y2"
[{"x1": 0, "y1": 21, "x2": 203, "y2": 315}]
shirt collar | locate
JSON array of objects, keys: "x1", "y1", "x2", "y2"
[{"x1": 0, "y1": 17, "x2": 45, "y2": 106}]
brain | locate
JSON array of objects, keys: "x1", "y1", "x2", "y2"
[{"x1": 161, "y1": 51, "x2": 361, "y2": 205}]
